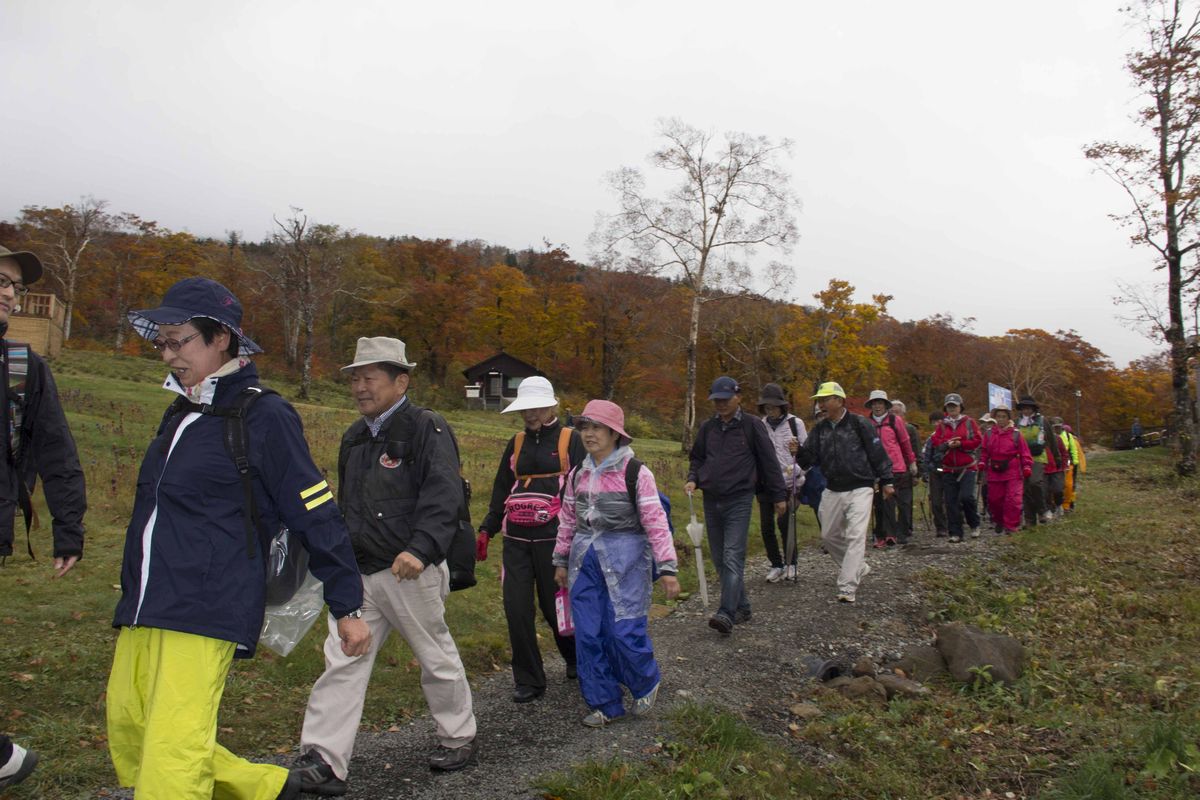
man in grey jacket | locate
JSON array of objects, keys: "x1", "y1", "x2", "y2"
[{"x1": 796, "y1": 382, "x2": 894, "y2": 603}]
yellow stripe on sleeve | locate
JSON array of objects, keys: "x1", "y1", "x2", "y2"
[
  {"x1": 304, "y1": 490, "x2": 334, "y2": 511},
  {"x1": 299, "y1": 480, "x2": 329, "y2": 500}
]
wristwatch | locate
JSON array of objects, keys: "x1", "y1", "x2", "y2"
[{"x1": 342, "y1": 608, "x2": 364, "y2": 619}]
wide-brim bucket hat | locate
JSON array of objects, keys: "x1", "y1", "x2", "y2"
[
  {"x1": 0, "y1": 245, "x2": 44, "y2": 285},
  {"x1": 577, "y1": 399, "x2": 632, "y2": 444},
  {"x1": 502, "y1": 376, "x2": 558, "y2": 413},
  {"x1": 990, "y1": 404, "x2": 1012, "y2": 416},
  {"x1": 756, "y1": 382, "x2": 789, "y2": 412},
  {"x1": 128, "y1": 277, "x2": 261, "y2": 356},
  {"x1": 1016, "y1": 396, "x2": 1039, "y2": 412},
  {"x1": 867, "y1": 389, "x2": 892, "y2": 407},
  {"x1": 341, "y1": 337, "x2": 418, "y2": 371}
]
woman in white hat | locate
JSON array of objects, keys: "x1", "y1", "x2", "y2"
[{"x1": 476, "y1": 377, "x2": 585, "y2": 702}]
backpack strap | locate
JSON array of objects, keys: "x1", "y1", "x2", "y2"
[
  {"x1": 512, "y1": 426, "x2": 572, "y2": 483},
  {"x1": 624, "y1": 457, "x2": 642, "y2": 509},
  {"x1": 787, "y1": 416, "x2": 799, "y2": 440},
  {"x1": 3, "y1": 342, "x2": 35, "y2": 559}
]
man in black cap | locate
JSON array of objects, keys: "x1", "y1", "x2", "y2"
[
  {"x1": 0, "y1": 244, "x2": 87, "y2": 791},
  {"x1": 685, "y1": 376, "x2": 787, "y2": 634}
]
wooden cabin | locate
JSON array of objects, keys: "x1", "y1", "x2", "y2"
[
  {"x1": 462, "y1": 352, "x2": 543, "y2": 410},
  {"x1": 7, "y1": 293, "x2": 66, "y2": 357}
]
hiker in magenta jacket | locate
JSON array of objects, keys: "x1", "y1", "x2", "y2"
[
  {"x1": 929, "y1": 393, "x2": 983, "y2": 542},
  {"x1": 979, "y1": 405, "x2": 1032, "y2": 534},
  {"x1": 553, "y1": 400, "x2": 679, "y2": 728}
]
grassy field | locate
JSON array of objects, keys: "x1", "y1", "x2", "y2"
[
  {"x1": 539, "y1": 447, "x2": 1200, "y2": 799},
  {"x1": 1, "y1": 348, "x2": 816, "y2": 799}
]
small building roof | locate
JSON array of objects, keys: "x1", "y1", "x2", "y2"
[{"x1": 462, "y1": 351, "x2": 544, "y2": 382}]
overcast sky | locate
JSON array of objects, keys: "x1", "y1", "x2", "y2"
[{"x1": 0, "y1": 1, "x2": 1169, "y2": 367}]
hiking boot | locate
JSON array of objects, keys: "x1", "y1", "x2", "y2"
[
  {"x1": 634, "y1": 681, "x2": 660, "y2": 716},
  {"x1": 885, "y1": 536, "x2": 898, "y2": 547},
  {"x1": 583, "y1": 708, "x2": 619, "y2": 727},
  {"x1": 429, "y1": 739, "x2": 478, "y2": 772},
  {"x1": 993, "y1": 524, "x2": 1004, "y2": 534},
  {"x1": 0, "y1": 743, "x2": 38, "y2": 789},
  {"x1": 969, "y1": 527, "x2": 980, "y2": 539},
  {"x1": 872, "y1": 538, "x2": 887, "y2": 549},
  {"x1": 277, "y1": 771, "x2": 302, "y2": 800},
  {"x1": 733, "y1": 608, "x2": 752, "y2": 624},
  {"x1": 948, "y1": 535, "x2": 962, "y2": 543},
  {"x1": 707, "y1": 613, "x2": 733, "y2": 635},
  {"x1": 565, "y1": 663, "x2": 578, "y2": 680},
  {"x1": 837, "y1": 593, "x2": 856, "y2": 603},
  {"x1": 765, "y1": 566, "x2": 784, "y2": 583},
  {"x1": 512, "y1": 685, "x2": 544, "y2": 703},
  {"x1": 290, "y1": 750, "x2": 346, "y2": 797},
  {"x1": 1039, "y1": 511, "x2": 1054, "y2": 524},
  {"x1": 784, "y1": 565, "x2": 797, "y2": 581}
]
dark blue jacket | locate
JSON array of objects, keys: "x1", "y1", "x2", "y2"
[{"x1": 112, "y1": 363, "x2": 362, "y2": 657}]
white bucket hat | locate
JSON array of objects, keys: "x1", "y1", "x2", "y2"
[
  {"x1": 867, "y1": 389, "x2": 892, "y2": 406},
  {"x1": 502, "y1": 376, "x2": 558, "y2": 413},
  {"x1": 340, "y1": 337, "x2": 418, "y2": 372}
]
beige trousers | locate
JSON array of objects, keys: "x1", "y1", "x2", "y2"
[
  {"x1": 300, "y1": 562, "x2": 476, "y2": 779},
  {"x1": 818, "y1": 487, "x2": 874, "y2": 595}
]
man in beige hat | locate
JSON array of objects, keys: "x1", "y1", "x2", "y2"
[{"x1": 291, "y1": 337, "x2": 478, "y2": 795}]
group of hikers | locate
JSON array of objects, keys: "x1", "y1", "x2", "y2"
[{"x1": 0, "y1": 240, "x2": 1088, "y2": 798}]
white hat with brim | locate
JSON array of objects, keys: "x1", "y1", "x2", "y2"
[
  {"x1": 340, "y1": 337, "x2": 418, "y2": 372},
  {"x1": 867, "y1": 389, "x2": 892, "y2": 407},
  {"x1": 502, "y1": 376, "x2": 558, "y2": 413}
]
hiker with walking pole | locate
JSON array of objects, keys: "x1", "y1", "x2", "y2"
[
  {"x1": 755, "y1": 383, "x2": 807, "y2": 583},
  {"x1": 796, "y1": 382, "x2": 895, "y2": 604}
]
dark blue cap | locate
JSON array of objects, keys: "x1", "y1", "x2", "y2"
[
  {"x1": 127, "y1": 277, "x2": 261, "y2": 356},
  {"x1": 708, "y1": 375, "x2": 740, "y2": 400}
]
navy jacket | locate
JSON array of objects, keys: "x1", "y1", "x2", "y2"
[
  {"x1": 687, "y1": 410, "x2": 788, "y2": 502},
  {"x1": 112, "y1": 363, "x2": 362, "y2": 658}
]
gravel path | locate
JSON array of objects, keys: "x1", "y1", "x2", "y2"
[{"x1": 303, "y1": 529, "x2": 1003, "y2": 799}]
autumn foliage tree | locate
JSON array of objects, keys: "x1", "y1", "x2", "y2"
[{"x1": 1086, "y1": 0, "x2": 1200, "y2": 474}]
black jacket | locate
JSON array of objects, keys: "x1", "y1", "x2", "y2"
[
  {"x1": 480, "y1": 419, "x2": 585, "y2": 541},
  {"x1": 339, "y1": 399, "x2": 464, "y2": 574},
  {"x1": 797, "y1": 411, "x2": 895, "y2": 492},
  {"x1": 0, "y1": 340, "x2": 86, "y2": 558},
  {"x1": 687, "y1": 410, "x2": 788, "y2": 502}
]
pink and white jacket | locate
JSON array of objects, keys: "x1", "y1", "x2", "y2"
[{"x1": 870, "y1": 412, "x2": 916, "y2": 475}]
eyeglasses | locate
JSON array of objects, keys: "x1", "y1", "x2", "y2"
[
  {"x1": 0, "y1": 275, "x2": 29, "y2": 297},
  {"x1": 151, "y1": 331, "x2": 202, "y2": 352}
]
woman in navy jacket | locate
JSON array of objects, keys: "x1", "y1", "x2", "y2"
[{"x1": 105, "y1": 278, "x2": 369, "y2": 800}]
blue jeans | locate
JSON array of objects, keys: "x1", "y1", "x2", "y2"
[{"x1": 702, "y1": 491, "x2": 754, "y2": 622}]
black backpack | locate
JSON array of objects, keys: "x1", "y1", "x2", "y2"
[{"x1": 160, "y1": 386, "x2": 309, "y2": 605}]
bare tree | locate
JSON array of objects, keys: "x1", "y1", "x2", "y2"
[
  {"x1": 592, "y1": 119, "x2": 799, "y2": 450},
  {"x1": 250, "y1": 210, "x2": 351, "y2": 399},
  {"x1": 18, "y1": 196, "x2": 111, "y2": 340},
  {"x1": 1086, "y1": 0, "x2": 1200, "y2": 474},
  {"x1": 997, "y1": 333, "x2": 1068, "y2": 401}
]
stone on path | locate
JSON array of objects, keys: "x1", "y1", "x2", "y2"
[{"x1": 935, "y1": 622, "x2": 1026, "y2": 686}]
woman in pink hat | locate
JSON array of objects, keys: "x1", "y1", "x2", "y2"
[{"x1": 553, "y1": 400, "x2": 679, "y2": 727}]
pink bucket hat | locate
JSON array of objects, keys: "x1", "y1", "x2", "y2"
[{"x1": 578, "y1": 399, "x2": 632, "y2": 444}]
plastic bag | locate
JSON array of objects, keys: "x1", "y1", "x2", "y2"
[
  {"x1": 259, "y1": 571, "x2": 325, "y2": 657},
  {"x1": 265, "y1": 526, "x2": 310, "y2": 606},
  {"x1": 555, "y1": 586, "x2": 574, "y2": 636}
]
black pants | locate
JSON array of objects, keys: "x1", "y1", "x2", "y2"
[
  {"x1": 895, "y1": 472, "x2": 914, "y2": 540},
  {"x1": 502, "y1": 534, "x2": 575, "y2": 690},
  {"x1": 873, "y1": 472, "x2": 913, "y2": 543},
  {"x1": 757, "y1": 495, "x2": 796, "y2": 568},
  {"x1": 928, "y1": 473, "x2": 948, "y2": 534},
  {"x1": 1, "y1": 733, "x2": 11, "y2": 764},
  {"x1": 943, "y1": 470, "x2": 980, "y2": 536}
]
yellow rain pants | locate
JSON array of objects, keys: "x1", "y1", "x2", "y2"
[{"x1": 106, "y1": 626, "x2": 289, "y2": 800}]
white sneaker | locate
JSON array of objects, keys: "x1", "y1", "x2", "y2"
[
  {"x1": 1040, "y1": 511, "x2": 1054, "y2": 524},
  {"x1": 582, "y1": 708, "x2": 616, "y2": 727},
  {"x1": 765, "y1": 567, "x2": 784, "y2": 583},
  {"x1": 949, "y1": 535, "x2": 962, "y2": 543},
  {"x1": 857, "y1": 562, "x2": 871, "y2": 581},
  {"x1": 837, "y1": 593, "x2": 856, "y2": 603},
  {"x1": 634, "y1": 682, "x2": 660, "y2": 716},
  {"x1": 0, "y1": 743, "x2": 38, "y2": 788},
  {"x1": 784, "y1": 565, "x2": 797, "y2": 581},
  {"x1": 969, "y1": 527, "x2": 980, "y2": 539}
]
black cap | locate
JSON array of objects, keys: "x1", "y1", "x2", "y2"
[{"x1": 708, "y1": 375, "x2": 740, "y2": 400}]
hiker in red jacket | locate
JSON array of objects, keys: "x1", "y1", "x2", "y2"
[
  {"x1": 979, "y1": 405, "x2": 1032, "y2": 534},
  {"x1": 929, "y1": 393, "x2": 982, "y2": 543}
]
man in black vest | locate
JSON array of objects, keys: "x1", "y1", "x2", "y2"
[
  {"x1": 0, "y1": 245, "x2": 87, "y2": 791},
  {"x1": 291, "y1": 337, "x2": 477, "y2": 796}
]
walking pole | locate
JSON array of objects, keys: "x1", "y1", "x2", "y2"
[
  {"x1": 784, "y1": 465, "x2": 797, "y2": 575},
  {"x1": 686, "y1": 492, "x2": 709, "y2": 608}
]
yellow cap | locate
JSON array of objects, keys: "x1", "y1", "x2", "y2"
[{"x1": 811, "y1": 381, "x2": 846, "y2": 399}]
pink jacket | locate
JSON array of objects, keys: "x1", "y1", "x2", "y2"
[
  {"x1": 870, "y1": 413, "x2": 915, "y2": 475},
  {"x1": 980, "y1": 424, "x2": 1033, "y2": 481}
]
